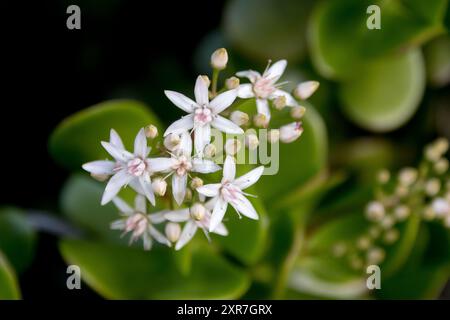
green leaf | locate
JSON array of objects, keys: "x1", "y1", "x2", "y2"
[
  {"x1": 59, "y1": 239, "x2": 250, "y2": 299},
  {"x1": 0, "y1": 207, "x2": 36, "y2": 274},
  {"x1": 424, "y1": 34, "x2": 450, "y2": 87},
  {"x1": 339, "y1": 48, "x2": 425, "y2": 132},
  {"x1": 49, "y1": 99, "x2": 162, "y2": 170},
  {"x1": 0, "y1": 251, "x2": 21, "y2": 300},
  {"x1": 224, "y1": 0, "x2": 313, "y2": 62}
]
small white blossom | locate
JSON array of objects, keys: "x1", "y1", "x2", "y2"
[
  {"x1": 152, "y1": 178, "x2": 167, "y2": 196},
  {"x1": 225, "y1": 139, "x2": 241, "y2": 156},
  {"x1": 197, "y1": 156, "x2": 264, "y2": 232},
  {"x1": 165, "y1": 222, "x2": 181, "y2": 243},
  {"x1": 432, "y1": 198, "x2": 450, "y2": 217},
  {"x1": 144, "y1": 124, "x2": 158, "y2": 139},
  {"x1": 226, "y1": 76, "x2": 240, "y2": 89},
  {"x1": 294, "y1": 81, "x2": 320, "y2": 100},
  {"x1": 230, "y1": 110, "x2": 249, "y2": 126},
  {"x1": 279, "y1": 122, "x2": 303, "y2": 143}
]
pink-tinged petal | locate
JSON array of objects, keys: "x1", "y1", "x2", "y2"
[
  {"x1": 148, "y1": 210, "x2": 168, "y2": 224},
  {"x1": 101, "y1": 170, "x2": 133, "y2": 205},
  {"x1": 110, "y1": 129, "x2": 125, "y2": 149},
  {"x1": 204, "y1": 196, "x2": 218, "y2": 211},
  {"x1": 110, "y1": 219, "x2": 125, "y2": 230},
  {"x1": 172, "y1": 173, "x2": 187, "y2": 205},
  {"x1": 213, "y1": 223, "x2": 228, "y2": 236},
  {"x1": 265, "y1": 59, "x2": 287, "y2": 83},
  {"x1": 164, "y1": 114, "x2": 194, "y2": 137},
  {"x1": 175, "y1": 221, "x2": 198, "y2": 250},
  {"x1": 197, "y1": 184, "x2": 221, "y2": 197},
  {"x1": 133, "y1": 128, "x2": 148, "y2": 158},
  {"x1": 112, "y1": 197, "x2": 134, "y2": 214},
  {"x1": 179, "y1": 131, "x2": 193, "y2": 156},
  {"x1": 236, "y1": 70, "x2": 261, "y2": 83},
  {"x1": 82, "y1": 160, "x2": 115, "y2": 175},
  {"x1": 101, "y1": 141, "x2": 134, "y2": 162},
  {"x1": 134, "y1": 194, "x2": 146, "y2": 213},
  {"x1": 236, "y1": 84, "x2": 255, "y2": 98},
  {"x1": 209, "y1": 89, "x2": 237, "y2": 114},
  {"x1": 142, "y1": 232, "x2": 153, "y2": 250},
  {"x1": 194, "y1": 124, "x2": 211, "y2": 156},
  {"x1": 164, "y1": 208, "x2": 190, "y2": 222},
  {"x1": 192, "y1": 159, "x2": 220, "y2": 174},
  {"x1": 194, "y1": 75, "x2": 209, "y2": 106},
  {"x1": 139, "y1": 175, "x2": 156, "y2": 206},
  {"x1": 223, "y1": 156, "x2": 236, "y2": 181},
  {"x1": 164, "y1": 90, "x2": 196, "y2": 113},
  {"x1": 209, "y1": 197, "x2": 228, "y2": 232},
  {"x1": 149, "y1": 226, "x2": 171, "y2": 247},
  {"x1": 271, "y1": 89, "x2": 298, "y2": 107},
  {"x1": 234, "y1": 166, "x2": 265, "y2": 190},
  {"x1": 230, "y1": 194, "x2": 259, "y2": 220},
  {"x1": 256, "y1": 99, "x2": 271, "y2": 120},
  {"x1": 148, "y1": 157, "x2": 176, "y2": 173},
  {"x1": 211, "y1": 115, "x2": 244, "y2": 134}
]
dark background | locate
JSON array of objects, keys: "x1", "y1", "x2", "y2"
[{"x1": 3, "y1": 0, "x2": 225, "y2": 298}]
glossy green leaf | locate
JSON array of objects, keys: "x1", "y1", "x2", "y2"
[
  {"x1": 59, "y1": 239, "x2": 250, "y2": 299},
  {"x1": 49, "y1": 99, "x2": 162, "y2": 170},
  {"x1": 424, "y1": 34, "x2": 450, "y2": 87},
  {"x1": 224, "y1": 0, "x2": 313, "y2": 62},
  {"x1": 339, "y1": 48, "x2": 425, "y2": 132},
  {"x1": 0, "y1": 251, "x2": 21, "y2": 300},
  {"x1": 0, "y1": 207, "x2": 36, "y2": 274}
]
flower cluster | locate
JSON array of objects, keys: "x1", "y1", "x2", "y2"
[
  {"x1": 331, "y1": 138, "x2": 450, "y2": 270},
  {"x1": 82, "y1": 48, "x2": 319, "y2": 250}
]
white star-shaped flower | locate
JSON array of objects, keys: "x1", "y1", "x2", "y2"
[
  {"x1": 197, "y1": 156, "x2": 264, "y2": 232},
  {"x1": 110, "y1": 195, "x2": 170, "y2": 250},
  {"x1": 236, "y1": 59, "x2": 298, "y2": 121},
  {"x1": 164, "y1": 199, "x2": 228, "y2": 250},
  {"x1": 164, "y1": 76, "x2": 243, "y2": 155},
  {"x1": 148, "y1": 131, "x2": 220, "y2": 205},
  {"x1": 82, "y1": 128, "x2": 156, "y2": 205}
]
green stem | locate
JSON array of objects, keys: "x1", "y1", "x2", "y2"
[{"x1": 211, "y1": 68, "x2": 220, "y2": 98}]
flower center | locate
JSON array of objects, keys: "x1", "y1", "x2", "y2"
[
  {"x1": 221, "y1": 182, "x2": 241, "y2": 203},
  {"x1": 253, "y1": 77, "x2": 275, "y2": 99},
  {"x1": 125, "y1": 213, "x2": 147, "y2": 237},
  {"x1": 127, "y1": 158, "x2": 146, "y2": 176},
  {"x1": 173, "y1": 155, "x2": 193, "y2": 176},
  {"x1": 194, "y1": 106, "x2": 213, "y2": 125}
]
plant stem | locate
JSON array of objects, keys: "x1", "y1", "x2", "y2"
[{"x1": 211, "y1": 68, "x2": 220, "y2": 98}]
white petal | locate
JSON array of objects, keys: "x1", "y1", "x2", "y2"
[
  {"x1": 129, "y1": 178, "x2": 144, "y2": 194},
  {"x1": 211, "y1": 115, "x2": 244, "y2": 134},
  {"x1": 223, "y1": 156, "x2": 236, "y2": 181},
  {"x1": 194, "y1": 75, "x2": 209, "y2": 106},
  {"x1": 204, "y1": 196, "x2": 218, "y2": 211},
  {"x1": 213, "y1": 223, "x2": 228, "y2": 236},
  {"x1": 256, "y1": 99, "x2": 271, "y2": 120},
  {"x1": 148, "y1": 211, "x2": 168, "y2": 224},
  {"x1": 209, "y1": 90, "x2": 237, "y2": 114},
  {"x1": 112, "y1": 197, "x2": 133, "y2": 214},
  {"x1": 164, "y1": 208, "x2": 190, "y2": 222},
  {"x1": 179, "y1": 131, "x2": 193, "y2": 156},
  {"x1": 164, "y1": 114, "x2": 194, "y2": 137},
  {"x1": 101, "y1": 170, "x2": 132, "y2": 205},
  {"x1": 149, "y1": 226, "x2": 171, "y2": 247},
  {"x1": 82, "y1": 160, "x2": 115, "y2": 175},
  {"x1": 175, "y1": 221, "x2": 198, "y2": 250},
  {"x1": 110, "y1": 219, "x2": 125, "y2": 230},
  {"x1": 139, "y1": 175, "x2": 156, "y2": 206},
  {"x1": 134, "y1": 128, "x2": 148, "y2": 158},
  {"x1": 101, "y1": 141, "x2": 134, "y2": 162},
  {"x1": 295, "y1": 81, "x2": 320, "y2": 100},
  {"x1": 110, "y1": 129, "x2": 125, "y2": 149},
  {"x1": 142, "y1": 232, "x2": 153, "y2": 250},
  {"x1": 230, "y1": 194, "x2": 259, "y2": 220},
  {"x1": 197, "y1": 184, "x2": 221, "y2": 197},
  {"x1": 192, "y1": 159, "x2": 220, "y2": 174},
  {"x1": 210, "y1": 197, "x2": 228, "y2": 232},
  {"x1": 234, "y1": 166, "x2": 264, "y2": 190},
  {"x1": 264, "y1": 59, "x2": 287, "y2": 83},
  {"x1": 236, "y1": 84, "x2": 255, "y2": 99},
  {"x1": 194, "y1": 124, "x2": 211, "y2": 156},
  {"x1": 236, "y1": 70, "x2": 260, "y2": 82},
  {"x1": 172, "y1": 173, "x2": 187, "y2": 205},
  {"x1": 134, "y1": 194, "x2": 146, "y2": 213},
  {"x1": 164, "y1": 90, "x2": 196, "y2": 113},
  {"x1": 271, "y1": 89, "x2": 298, "y2": 107},
  {"x1": 148, "y1": 157, "x2": 176, "y2": 172}
]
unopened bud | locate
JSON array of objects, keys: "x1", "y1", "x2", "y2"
[
  {"x1": 434, "y1": 138, "x2": 449, "y2": 155},
  {"x1": 246, "y1": 133, "x2": 259, "y2": 150},
  {"x1": 201, "y1": 75, "x2": 211, "y2": 88},
  {"x1": 368, "y1": 226, "x2": 381, "y2": 239},
  {"x1": 165, "y1": 222, "x2": 181, "y2": 243},
  {"x1": 381, "y1": 215, "x2": 395, "y2": 230},
  {"x1": 290, "y1": 106, "x2": 306, "y2": 119},
  {"x1": 211, "y1": 48, "x2": 228, "y2": 70},
  {"x1": 204, "y1": 144, "x2": 216, "y2": 158},
  {"x1": 225, "y1": 139, "x2": 241, "y2": 155},
  {"x1": 185, "y1": 188, "x2": 193, "y2": 201},
  {"x1": 273, "y1": 95, "x2": 286, "y2": 110},
  {"x1": 365, "y1": 201, "x2": 385, "y2": 221},
  {"x1": 279, "y1": 122, "x2": 303, "y2": 143},
  {"x1": 152, "y1": 178, "x2": 167, "y2": 196},
  {"x1": 268, "y1": 129, "x2": 280, "y2": 144},
  {"x1": 422, "y1": 206, "x2": 436, "y2": 220},
  {"x1": 190, "y1": 203, "x2": 206, "y2": 221},
  {"x1": 367, "y1": 247, "x2": 385, "y2": 264},
  {"x1": 425, "y1": 178, "x2": 440, "y2": 196},
  {"x1": 398, "y1": 167, "x2": 417, "y2": 186},
  {"x1": 294, "y1": 81, "x2": 320, "y2": 100},
  {"x1": 394, "y1": 205, "x2": 410, "y2": 221},
  {"x1": 225, "y1": 76, "x2": 240, "y2": 89},
  {"x1": 434, "y1": 158, "x2": 449, "y2": 174},
  {"x1": 431, "y1": 198, "x2": 450, "y2": 217},
  {"x1": 144, "y1": 124, "x2": 158, "y2": 139},
  {"x1": 91, "y1": 173, "x2": 109, "y2": 182},
  {"x1": 377, "y1": 169, "x2": 390, "y2": 184},
  {"x1": 230, "y1": 110, "x2": 249, "y2": 126},
  {"x1": 190, "y1": 177, "x2": 204, "y2": 189},
  {"x1": 164, "y1": 133, "x2": 181, "y2": 151},
  {"x1": 383, "y1": 228, "x2": 399, "y2": 244},
  {"x1": 356, "y1": 236, "x2": 371, "y2": 250},
  {"x1": 253, "y1": 113, "x2": 268, "y2": 128}
]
